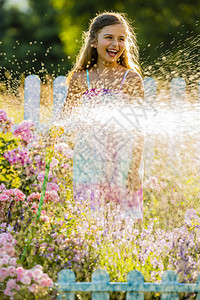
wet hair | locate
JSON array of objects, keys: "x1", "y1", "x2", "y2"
[{"x1": 67, "y1": 12, "x2": 141, "y2": 82}]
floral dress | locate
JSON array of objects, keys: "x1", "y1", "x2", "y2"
[{"x1": 73, "y1": 69, "x2": 144, "y2": 219}]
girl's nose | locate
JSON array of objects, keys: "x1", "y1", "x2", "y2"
[{"x1": 111, "y1": 39, "x2": 118, "y2": 47}]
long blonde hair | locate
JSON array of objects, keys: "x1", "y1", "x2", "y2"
[{"x1": 67, "y1": 12, "x2": 141, "y2": 83}]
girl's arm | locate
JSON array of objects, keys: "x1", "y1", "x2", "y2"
[{"x1": 60, "y1": 72, "x2": 86, "y2": 119}]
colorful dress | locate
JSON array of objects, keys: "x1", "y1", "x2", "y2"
[{"x1": 73, "y1": 69, "x2": 144, "y2": 219}]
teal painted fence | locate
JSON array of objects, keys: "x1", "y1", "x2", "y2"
[{"x1": 56, "y1": 268, "x2": 200, "y2": 299}]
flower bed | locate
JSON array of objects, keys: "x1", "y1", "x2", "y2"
[{"x1": 0, "y1": 109, "x2": 200, "y2": 299}]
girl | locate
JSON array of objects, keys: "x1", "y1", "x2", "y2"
[{"x1": 62, "y1": 12, "x2": 145, "y2": 219}]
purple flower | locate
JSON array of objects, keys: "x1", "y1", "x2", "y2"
[
  {"x1": 4, "y1": 147, "x2": 31, "y2": 166},
  {"x1": 13, "y1": 120, "x2": 35, "y2": 144},
  {"x1": 0, "y1": 110, "x2": 7, "y2": 122}
]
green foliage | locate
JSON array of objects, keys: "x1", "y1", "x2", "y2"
[
  {"x1": 0, "y1": 0, "x2": 70, "y2": 83},
  {"x1": 0, "y1": 132, "x2": 20, "y2": 188},
  {"x1": 0, "y1": 0, "x2": 200, "y2": 85},
  {"x1": 51, "y1": 0, "x2": 200, "y2": 75}
]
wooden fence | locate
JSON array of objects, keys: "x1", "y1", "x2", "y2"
[
  {"x1": 56, "y1": 268, "x2": 200, "y2": 299},
  {"x1": 22, "y1": 74, "x2": 200, "y2": 126},
  {"x1": 21, "y1": 74, "x2": 200, "y2": 177}
]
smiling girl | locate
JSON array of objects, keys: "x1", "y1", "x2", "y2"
[{"x1": 62, "y1": 12, "x2": 145, "y2": 220}]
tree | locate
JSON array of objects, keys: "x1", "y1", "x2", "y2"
[
  {"x1": 0, "y1": 0, "x2": 69, "y2": 83},
  {"x1": 51, "y1": 0, "x2": 200, "y2": 79}
]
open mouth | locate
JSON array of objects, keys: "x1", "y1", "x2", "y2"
[{"x1": 106, "y1": 49, "x2": 118, "y2": 57}]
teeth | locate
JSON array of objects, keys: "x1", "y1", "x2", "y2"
[{"x1": 108, "y1": 50, "x2": 117, "y2": 53}]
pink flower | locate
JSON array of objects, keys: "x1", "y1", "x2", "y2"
[
  {"x1": 14, "y1": 120, "x2": 34, "y2": 133},
  {"x1": 13, "y1": 120, "x2": 35, "y2": 144},
  {"x1": 46, "y1": 182, "x2": 59, "y2": 192},
  {"x1": 0, "y1": 184, "x2": 6, "y2": 192},
  {"x1": 16, "y1": 266, "x2": 24, "y2": 280},
  {"x1": 39, "y1": 274, "x2": 53, "y2": 287},
  {"x1": 4, "y1": 288, "x2": 15, "y2": 297},
  {"x1": 0, "y1": 256, "x2": 9, "y2": 266},
  {"x1": 13, "y1": 189, "x2": 26, "y2": 202},
  {"x1": 31, "y1": 202, "x2": 38, "y2": 213},
  {"x1": 27, "y1": 192, "x2": 41, "y2": 202},
  {"x1": 28, "y1": 283, "x2": 38, "y2": 293},
  {"x1": 9, "y1": 257, "x2": 17, "y2": 266},
  {"x1": 25, "y1": 270, "x2": 34, "y2": 279},
  {"x1": 50, "y1": 157, "x2": 59, "y2": 169},
  {"x1": 3, "y1": 243, "x2": 15, "y2": 256},
  {"x1": 0, "y1": 193, "x2": 9, "y2": 202},
  {"x1": 21, "y1": 130, "x2": 33, "y2": 143},
  {"x1": 0, "y1": 233, "x2": 15, "y2": 246},
  {"x1": 0, "y1": 110, "x2": 7, "y2": 122},
  {"x1": 63, "y1": 163, "x2": 70, "y2": 169},
  {"x1": 7, "y1": 266, "x2": 16, "y2": 277},
  {"x1": 21, "y1": 275, "x2": 31, "y2": 285},
  {"x1": 0, "y1": 267, "x2": 8, "y2": 281},
  {"x1": 32, "y1": 268, "x2": 43, "y2": 279},
  {"x1": 144, "y1": 176, "x2": 160, "y2": 191},
  {"x1": 37, "y1": 172, "x2": 45, "y2": 182},
  {"x1": 44, "y1": 190, "x2": 59, "y2": 203},
  {"x1": 6, "y1": 278, "x2": 20, "y2": 291}
]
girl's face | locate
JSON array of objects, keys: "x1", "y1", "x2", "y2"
[{"x1": 93, "y1": 23, "x2": 126, "y2": 67}]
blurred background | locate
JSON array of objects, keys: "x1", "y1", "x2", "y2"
[
  {"x1": 0, "y1": 0, "x2": 200, "y2": 79},
  {"x1": 0, "y1": 0, "x2": 199, "y2": 122}
]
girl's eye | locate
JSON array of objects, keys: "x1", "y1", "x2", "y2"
[
  {"x1": 119, "y1": 38, "x2": 125, "y2": 41},
  {"x1": 106, "y1": 36, "x2": 112, "y2": 39}
]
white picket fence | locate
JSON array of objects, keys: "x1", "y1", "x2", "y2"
[
  {"x1": 23, "y1": 75, "x2": 199, "y2": 125},
  {"x1": 22, "y1": 75, "x2": 200, "y2": 178}
]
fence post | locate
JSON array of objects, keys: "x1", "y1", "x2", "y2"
[
  {"x1": 170, "y1": 77, "x2": 186, "y2": 105},
  {"x1": 196, "y1": 273, "x2": 200, "y2": 300},
  {"x1": 143, "y1": 77, "x2": 157, "y2": 104},
  {"x1": 127, "y1": 270, "x2": 144, "y2": 300},
  {"x1": 57, "y1": 269, "x2": 75, "y2": 300},
  {"x1": 24, "y1": 75, "x2": 41, "y2": 125},
  {"x1": 53, "y1": 76, "x2": 68, "y2": 118},
  {"x1": 161, "y1": 270, "x2": 179, "y2": 300},
  {"x1": 92, "y1": 269, "x2": 110, "y2": 300}
]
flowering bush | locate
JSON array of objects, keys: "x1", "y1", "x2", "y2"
[
  {"x1": 0, "y1": 109, "x2": 200, "y2": 299},
  {"x1": 1, "y1": 117, "x2": 73, "y2": 201},
  {"x1": 0, "y1": 110, "x2": 13, "y2": 134},
  {"x1": 13, "y1": 120, "x2": 35, "y2": 145},
  {"x1": 0, "y1": 228, "x2": 53, "y2": 299}
]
